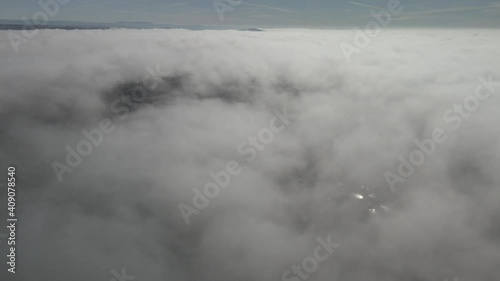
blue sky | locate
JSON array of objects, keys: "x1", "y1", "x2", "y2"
[{"x1": 1, "y1": 0, "x2": 500, "y2": 27}]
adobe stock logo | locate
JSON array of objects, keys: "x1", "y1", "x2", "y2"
[
  {"x1": 51, "y1": 65, "x2": 167, "y2": 183},
  {"x1": 110, "y1": 267, "x2": 135, "y2": 281},
  {"x1": 179, "y1": 105, "x2": 297, "y2": 224},
  {"x1": 213, "y1": 0, "x2": 243, "y2": 21},
  {"x1": 339, "y1": 0, "x2": 403, "y2": 62},
  {"x1": 8, "y1": 0, "x2": 71, "y2": 53},
  {"x1": 282, "y1": 234, "x2": 340, "y2": 281},
  {"x1": 384, "y1": 74, "x2": 498, "y2": 191}
]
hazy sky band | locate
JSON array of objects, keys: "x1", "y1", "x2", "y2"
[{"x1": 1, "y1": 0, "x2": 500, "y2": 27}]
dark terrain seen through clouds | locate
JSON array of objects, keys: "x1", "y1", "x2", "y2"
[{"x1": 0, "y1": 13, "x2": 500, "y2": 281}]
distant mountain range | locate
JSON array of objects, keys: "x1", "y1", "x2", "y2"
[{"x1": 0, "y1": 19, "x2": 264, "y2": 31}]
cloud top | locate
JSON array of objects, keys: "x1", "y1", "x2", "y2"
[{"x1": 1, "y1": 28, "x2": 500, "y2": 281}]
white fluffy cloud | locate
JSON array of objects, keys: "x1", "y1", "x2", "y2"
[{"x1": 1, "y1": 28, "x2": 500, "y2": 281}]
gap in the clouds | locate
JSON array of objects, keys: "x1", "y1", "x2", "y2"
[{"x1": 100, "y1": 74, "x2": 311, "y2": 120}]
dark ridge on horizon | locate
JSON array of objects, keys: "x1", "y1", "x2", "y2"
[{"x1": 0, "y1": 19, "x2": 252, "y2": 31}]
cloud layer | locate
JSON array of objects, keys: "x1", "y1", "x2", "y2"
[{"x1": 1, "y1": 28, "x2": 500, "y2": 281}]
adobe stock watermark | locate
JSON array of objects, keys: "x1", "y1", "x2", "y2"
[
  {"x1": 110, "y1": 267, "x2": 135, "y2": 281},
  {"x1": 178, "y1": 106, "x2": 297, "y2": 224},
  {"x1": 282, "y1": 234, "x2": 340, "y2": 281},
  {"x1": 384, "y1": 74, "x2": 499, "y2": 191},
  {"x1": 51, "y1": 65, "x2": 168, "y2": 182},
  {"x1": 339, "y1": 0, "x2": 403, "y2": 62},
  {"x1": 8, "y1": 0, "x2": 71, "y2": 54},
  {"x1": 213, "y1": 0, "x2": 243, "y2": 21}
]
